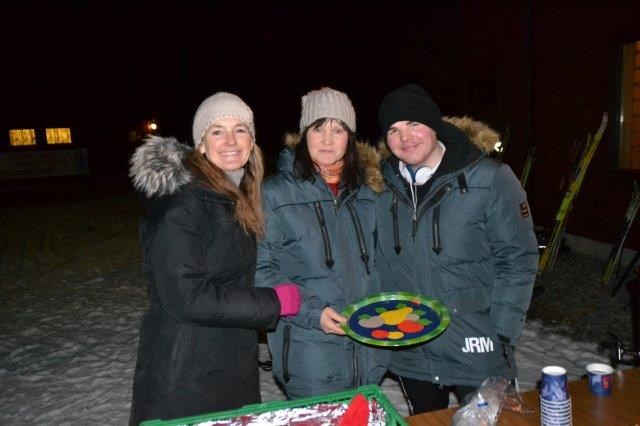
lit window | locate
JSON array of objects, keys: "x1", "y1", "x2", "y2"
[
  {"x1": 46, "y1": 128, "x2": 72, "y2": 144},
  {"x1": 9, "y1": 129, "x2": 36, "y2": 146},
  {"x1": 616, "y1": 40, "x2": 640, "y2": 169}
]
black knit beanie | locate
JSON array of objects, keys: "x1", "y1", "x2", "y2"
[{"x1": 378, "y1": 83, "x2": 443, "y2": 135}]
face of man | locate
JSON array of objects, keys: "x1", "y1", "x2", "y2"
[
  {"x1": 198, "y1": 117, "x2": 254, "y2": 171},
  {"x1": 386, "y1": 121, "x2": 443, "y2": 169}
]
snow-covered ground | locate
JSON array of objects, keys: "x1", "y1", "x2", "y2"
[
  {"x1": 0, "y1": 267, "x2": 616, "y2": 424},
  {"x1": 0, "y1": 195, "x2": 626, "y2": 424}
]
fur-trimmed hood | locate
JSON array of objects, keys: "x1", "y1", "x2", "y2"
[
  {"x1": 280, "y1": 133, "x2": 384, "y2": 193},
  {"x1": 376, "y1": 116, "x2": 499, "y2": 158},
  {"x1": 129, "y1": 136, "x2": 194, "y2": 198}
]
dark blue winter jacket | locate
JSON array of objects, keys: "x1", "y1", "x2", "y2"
[
  {"x1": 375, "y1": 118, "x2": 539, "y2": 387},
  {"x1": 256, "y1": 134, "x2": 389, "y2": 398}
]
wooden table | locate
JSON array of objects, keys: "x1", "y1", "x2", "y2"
[{"x1": 407, "y1": 368, "x2": 640, "y2": 425}]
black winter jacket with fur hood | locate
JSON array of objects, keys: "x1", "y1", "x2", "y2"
[{"x1": 128, "y1": 136, "x2": 280, "y2": 425}]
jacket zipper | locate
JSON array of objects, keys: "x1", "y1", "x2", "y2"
[
  {"x1": 328, "y1": 184, "x2": 351, "y2": 212},
  {"x1": 387, "y1": 179, "x2": 450, "y2": 239},
  {"x1": 414, "y1": 180, "x2": 453, "y2": 227},
  {"x1": 412, "y1": 207, "x2": 418, "y2": 241},
  {"x1": 313, "y1": 201, "x2": 334, "y2": 269},
  {"x1": 384, "y1": 155, "x2": 483, "y2": 225},
  {"x1": 432, "y1": 205, "x2": 442, "y2": 254},
  {"x1": 346, "y1": 201, "x2": 370, "y2": 275},
  {"x1": 391, "y1": 195, "x2": 401, "y2": 254},
  {"x1": 282, "y1": 324, "x2": 291, "y2": 383},
  {"x1": 352, "y1": 346, "x2": 359, "y2": 387}
]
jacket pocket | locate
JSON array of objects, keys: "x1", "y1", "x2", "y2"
[
  {"x1": 282, "y1": 324, "x2": 291, "y2": 383},
  {"x1": 443, "y1": 287, "x2": 491, "y2": 316},
  {"x1": 441, "y1": 290, "x2": 505, "y2": 375}
]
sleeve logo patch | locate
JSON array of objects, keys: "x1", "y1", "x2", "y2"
[{"x1": 519, "y1": 202, "x2": 530, "y2": 218}]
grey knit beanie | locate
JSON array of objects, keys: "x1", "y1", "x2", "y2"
[
  {"x1": 192, "y1": 92, "x2": 255, "y2": 147},
  {"x1": 299, "y1": 87, "x2": 356, "y2": 133}
]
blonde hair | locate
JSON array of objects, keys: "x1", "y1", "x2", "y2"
[{"x1": 186, "y1": 145, "x2": 265, "y2": 238}]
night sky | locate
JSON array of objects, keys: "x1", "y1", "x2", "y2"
[
  {"x1": 2, "y1": 1, "x2": 481, "y2": 164},
  {"x1": 6, "y1": 2, "x2": 640, "y2": 253}
]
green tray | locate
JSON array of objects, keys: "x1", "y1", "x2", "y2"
[
  {"x1": 341, "y1": 292, "x2": 450, "y2": 347},
  {"x1": 140, "y1": 384, "x2": 407, "y2": 425}
]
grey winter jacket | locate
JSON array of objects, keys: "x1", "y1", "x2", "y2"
[
  {"x1": 128, "y1": 136, "x2": 281, "y2": 424},
  {"x1": 375, "y1": 118, "x2": 539, "y2": 387},
  {"x1": 256, "y1": 135, "x2": 388, "y2": 398}
]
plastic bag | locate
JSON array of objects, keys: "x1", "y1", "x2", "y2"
[{"x1": 451, "y1": 377, "x2": 531, "y2": 426}]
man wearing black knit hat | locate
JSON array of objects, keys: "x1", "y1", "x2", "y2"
[{"x1": 374, "y1": 83, "x2": 539, "y2": 414}]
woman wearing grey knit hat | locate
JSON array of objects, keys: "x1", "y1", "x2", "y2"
[
  {"x1": 256, "y1": 87, "x2": 389, "y2": 398},
  {"x1": 128, "y1": 92, "x2": 301, "y2": 424}
]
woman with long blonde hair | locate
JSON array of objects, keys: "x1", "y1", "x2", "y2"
[{"x1": 128, "y1": 92, "x2": 300, "y2": 425}]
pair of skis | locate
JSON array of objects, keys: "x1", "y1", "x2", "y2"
[
  {"x1": 520, "y1": 146, "x2": 536, "y2": 190},
  {"x1": 538, "y1": 113, "x2": 609, "y2": 274},
  {"x1": 601, "y1": 180, "x2": 640, "y2": 293},
  {"x1": 492, "y1": 123, "x2": 535, "y2": 190}
]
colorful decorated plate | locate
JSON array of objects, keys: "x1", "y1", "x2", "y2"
[{"x1": 341, "y1": 292, "x2": 450, "y2": 347}]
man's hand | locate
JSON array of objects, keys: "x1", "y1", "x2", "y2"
[{"x1": 320, "y1": 306, "x2": 347, "y2": 335}]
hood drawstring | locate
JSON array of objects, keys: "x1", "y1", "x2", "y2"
[
  {"x1": 410, "y1": 183, "x2": 419, "y2": 241},
  {"x1": 406, "y1": 173, "x2": 420, "y2": 242},
  {"x1": 313, "y1": 201, "x2": 334, "y2": 269},
  {"x1": 391, "y1": 195, "x2": 401, "y2": 254},
  {"x1": 346, "y1": 201, "x2": 370, "y2": 275}
]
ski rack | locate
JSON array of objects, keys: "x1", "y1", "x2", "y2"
[{"x1": 538, "y1": 113, "x2": 608, "y2": 274}]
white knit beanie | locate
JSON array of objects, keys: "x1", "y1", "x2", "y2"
[
  {"x1": 299, "y1": 87, "x2": 356, "y2": 134},
  {"x1": 192, "y1": 92, "x2": 255, "y2": 147}
]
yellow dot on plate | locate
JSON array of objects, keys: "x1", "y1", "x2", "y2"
[{"x1": 387, "y1": 331, "x2": 405, "y2": 340}]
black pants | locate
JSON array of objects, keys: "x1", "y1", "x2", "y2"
[{"x1": 398, "y1": 376, "x2": 477, "y2": 414}]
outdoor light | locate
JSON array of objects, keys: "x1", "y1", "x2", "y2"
[
  {"x1": 148, "y1": 121, "x2": 158, "y2": 131},
  {"x1": 494, "y1": 141, "x2": 503, "y2": 152}
]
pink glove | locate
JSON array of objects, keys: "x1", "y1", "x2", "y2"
[{"x1": 274, "y1": 283, "x2": 301, "y2": 317}]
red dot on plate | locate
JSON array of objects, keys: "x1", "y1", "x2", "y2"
[{"x1": 371, "y1": 329, "x2": 389, "y2": 339}]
